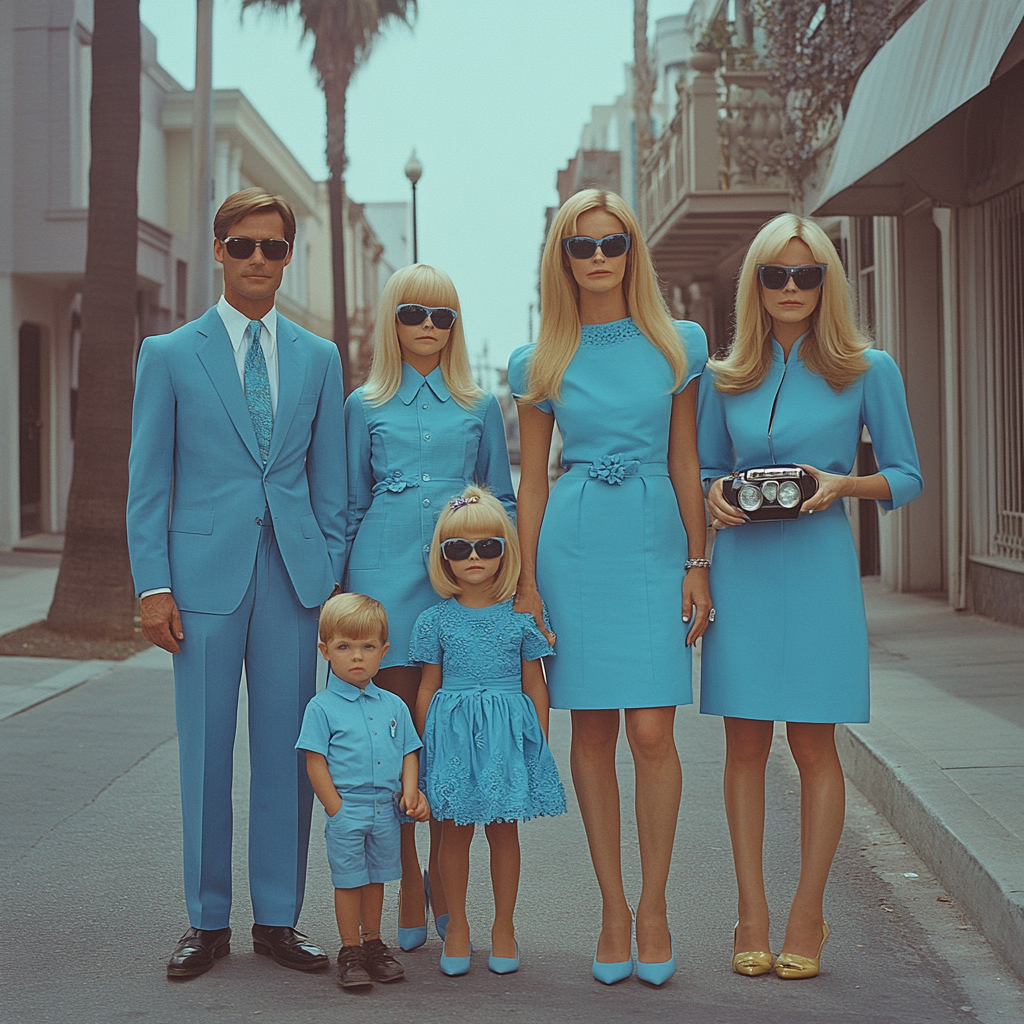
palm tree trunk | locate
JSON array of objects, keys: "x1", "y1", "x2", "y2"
[
  {"x1": 47, "y1": 0, "x2": 141, "y2": 638},
  {"x1": 633, "y1": 0, "x2": 655, "y2": 174},
  {"x1": 322, "y1": 57, "x2": 353, "y2": 394}
]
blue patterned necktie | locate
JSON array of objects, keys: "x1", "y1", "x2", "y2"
[{"x1": 244, "y1": 319, "x2": 273, "y2": 464}]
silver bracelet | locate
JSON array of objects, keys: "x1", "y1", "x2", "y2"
[{"x1": 685, "y1": 558, "x2": 711, "y2": 570}]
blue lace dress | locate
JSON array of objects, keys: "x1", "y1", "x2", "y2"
[{"x1": 410, "y1": 599, "x2": 567, "y2": 825}]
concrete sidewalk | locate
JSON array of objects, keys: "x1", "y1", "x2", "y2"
[
  {"x1": 1, "y1": 554, "x2": 1022, "y2": 983},
  {"x1": 838, "y1": 578, "x2": 1024, "y2": 981}
]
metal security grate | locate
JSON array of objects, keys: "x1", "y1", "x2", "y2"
[{"x1": 991, "y1": 183, "x2": 1024, "y2": 561}]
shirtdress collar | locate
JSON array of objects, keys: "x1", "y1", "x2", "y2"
[
  {"x1": 770, "y1": 330, "x2": 810, "y2": 364},
  {"x1": 326, "y1": 671, "x2": 384, "y2": 701},
  {"x1": 397, "y1": 362, "x2": 452, "y2": 405}
]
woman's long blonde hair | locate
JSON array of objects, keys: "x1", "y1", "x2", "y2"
[
  {"x1": 363, "y1": 264, "x2": 483, "y2": 409},
  {"x1": 709, "y1": 214, "x2": 870, "y2": 394},
  {"x1": 427, "y1": 485, "x2": 520, "y2": 603},
  {"x1": 521, "y1": 189, "x2": 687, "y2": 404}
]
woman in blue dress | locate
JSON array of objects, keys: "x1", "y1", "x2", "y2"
[
  {"x1": 508, "y1": 189, "x2": 712, "y2": 986},
  {"x1": 345, "y1": 263, "x2": 516, "y2": 949},
  {"x1": 698, "y1": 214, "x2": 923, "y2": 980}
]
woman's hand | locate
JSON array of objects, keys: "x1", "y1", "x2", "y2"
[
  {"x1": 514, "y1": 583, "x2": 556, "y2": 646},
  {"x1": 681, "y1": 568, "x2": 712, "y2": 645},
  {"x1": 707, "y1": 476, "x2": 747, "y2": 530},
  {"x1": 797, "y1": 465, "x2": 851, "y2": 514}
]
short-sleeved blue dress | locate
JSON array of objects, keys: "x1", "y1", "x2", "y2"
[
  {"x1": 508, "y1": 318, "x2": 708, "y2": 710},
  {"x1": 696, "y1": 338, "x2": 923, "y2": 723},
  {"x1": 345, "y1": 363, "x2": 516, "y2": 668},
  {"x1": 411, "y1": 599, "x2": 566, "y2": 825}
]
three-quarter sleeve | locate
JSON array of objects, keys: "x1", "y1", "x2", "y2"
[
  {"x1": 673, "y1": 321, "x2": 709, "y2": 394},
  {"x1": 476, "y1": 394, "x2": 517, "y2": 524},
  {"x1": 861, "y1": 350, "x2": 923, "y2": 511},
  {"x1": 344, "y1": 392, "x2": 374, "y2": 561},
  {"x1": 508, "y1": 345, "x2": 553, "y2": 415},
  {"x1": 696, "y1": 369, "x2": 736, "y2": 493}
]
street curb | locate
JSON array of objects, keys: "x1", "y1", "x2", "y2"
[{"x1": 837, "y1": 719, "x2": 1024, "y2": 983}]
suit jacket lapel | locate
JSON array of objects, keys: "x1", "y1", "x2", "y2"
[
  {"x1": 194, "y1": 308, "x2": 263, "y2": 467},
  {"x1": 266, "y1": 315, "x2": 302, "y2": 469}
]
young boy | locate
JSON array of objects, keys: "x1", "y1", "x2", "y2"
[{"x1": 296, "y1": 593, "x2": 430, "y2": 989}]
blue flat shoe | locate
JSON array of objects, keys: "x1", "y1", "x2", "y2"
[
  {"x1": 397, "y1": 874, "x2": 428, "y2": 952},
  {"x1": 592, "y1": 956, "x2": 634, "y2": 984},
  {"x1": 424, "y1": 869, "x2": 449, "y2": 941},
  {"x1": 488, "y1": 942, "x2": 520, "y2": 975},
  {"x1": 636, "y1": 937, "x2": 675, "y2": 987},
  {"x1": 439, "y1": 938, "x2": 471, "y2": 976}
]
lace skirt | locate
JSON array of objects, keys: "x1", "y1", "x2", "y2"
[{"x1": 421, "y1": 680, "x2": 566, "y2": 826}]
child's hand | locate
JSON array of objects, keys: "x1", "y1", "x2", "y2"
[{"x1": 401, "y1": 789, "x2": 431, "y2": 822}]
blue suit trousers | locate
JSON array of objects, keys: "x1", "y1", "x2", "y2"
[{"x1": 173, "y1": 518, "x2": 319, "y2": 930}]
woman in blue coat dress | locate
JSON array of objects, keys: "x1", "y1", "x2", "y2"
[
  {"x1": 345, "y1": 263, "x2": 516, "y2": 948},
  {"x1": 509, "y1": 190, "x2": 713, "y2": 986},
  {"x1": 698, "y1": 214, "x2": 922, "y2": 980}
]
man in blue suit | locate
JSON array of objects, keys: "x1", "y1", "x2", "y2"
[{"x1": 127, "y1": 188, "x2": 346, "y2": 978}]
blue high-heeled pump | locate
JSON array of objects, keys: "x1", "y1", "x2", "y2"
[
  {"x1": 439, "y1": 937, "x2": 472, "y2": 976},
  {"x1": 423, "y1": 868, "x2": 449, "y2": 941},
  {"x1": 592, "y1": 907, "x2": 634, "y2": 984},
  {"x1": 635, "y1": 936, "x2": 675, "y2": 986},
  {"x1": 397, "y1": 873, "x2": 428, "y2": 952},
  {"x1": 488, "y1": 941, "x2": 520, "y2": 975}
]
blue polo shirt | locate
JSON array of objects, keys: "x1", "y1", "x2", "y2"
[{"x1": 296, "y1": 673, "x2": 421, "y2": 797}]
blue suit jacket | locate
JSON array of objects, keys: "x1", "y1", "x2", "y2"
[{"x1": 126, "y1": 306, "x2": 347, "y2": 613}]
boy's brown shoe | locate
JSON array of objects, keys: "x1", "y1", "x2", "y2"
[
  {"x1": 362, "y1": 938, "x2": 405, "y2": 982},
  {"x1": 336, "y1": 945, "x2": 373, "y2": 988}
]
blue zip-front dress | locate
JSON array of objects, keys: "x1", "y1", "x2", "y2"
[{"x1": 696, "y1": 337, "x2": 923, "y2": 723}]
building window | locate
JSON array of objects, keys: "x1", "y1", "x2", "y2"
[
  {"x1": 175, "y1": 260, "x2": 187, "y2": 323},
  {"x1": 856, "y1": 216, "x2": 876, "y2": 335},
  {"x1": 990, "y1": 184, "x2": 1024, "y2": 561}
]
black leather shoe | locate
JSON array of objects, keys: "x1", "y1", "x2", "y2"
[
  {"x1": 336, "y1": 945, "x2": 373, "y2": 988},
  {"x1": 362, "y1": 937, "x2": 405, "y2": 982},
  {"x1": 252, "y1": 924, "x2": 329, "y2": 971},
  {"x1": 167, "y1": 926, "x2": 231, "y2": 979}
]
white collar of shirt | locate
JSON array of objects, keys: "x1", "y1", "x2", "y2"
[{"x1": 217, "y1": 295, "x2": 280, "y2": 414}]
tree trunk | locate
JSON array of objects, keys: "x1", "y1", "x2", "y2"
[
  {"x1": 633, "y1": 0, "x2": 655, "y2": 174},
  {"x1": 47, "y1": 0, "x2": 141, "y2": 638},
  {"x1": 320, "y1": 57, "x2": 353, "y2": 395}
]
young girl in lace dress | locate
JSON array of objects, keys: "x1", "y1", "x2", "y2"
[{"x1": 412, "y1": 486, "x2": 566, "y2": 977}]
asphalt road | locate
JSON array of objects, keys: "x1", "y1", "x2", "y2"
[{"x1": 2, "y1": 658, "x2": 1022, "y2": 1024}]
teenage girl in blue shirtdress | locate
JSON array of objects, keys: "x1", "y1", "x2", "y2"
[
  {"x1": 344, "y1": 264, "x2": 516, "y2": 949},
  {"x1": 699, "y1": 214, "x2": 922, "y2": 980},
  {"x1": 509, "y1": 190, "x2": 713, "y2": 987}
]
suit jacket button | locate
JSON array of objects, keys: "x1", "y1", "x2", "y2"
[{"x1": 255, "y1": 517, "x2": 262, "y2": 525}]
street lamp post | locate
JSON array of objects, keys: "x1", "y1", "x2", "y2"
[{"x1": 405, "y1": 149, "x2": 422, "y2": 264}]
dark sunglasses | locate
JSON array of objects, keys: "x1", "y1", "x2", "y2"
[
  {"x1": 757, "y1": 263, "x2": 828, "y2": 290},
  {"x1": 395, "y1": 304, "x2": 459, "y2": 330},
  {"x1": 562, "y1": 233, "x2": 631, "y2": 260},
  {"x1": 221, "y1": 236, "x2": 291, "y2": 261},
  {"x1": 440, "y1": 537, "x2": 505, "y2": 561}
]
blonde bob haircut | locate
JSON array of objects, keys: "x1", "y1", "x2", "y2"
[
  {"x1": 427, "y1": 485, "x2": 520, "y2": 603},
  {"x1": 521, "y1": 189, "x2": 687, "y2": 404},
  {"x1": 709, "y1": 213, "x2": 871, "y2": 394},
  {"x1": 318, "y1": 592, "x2": 388, "y2": 645},
  {"x1": 363, "y1": 264, "x2": 483, "y2": 410}
]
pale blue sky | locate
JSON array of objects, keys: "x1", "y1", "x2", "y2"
[{"x1": 139, "y1": 0, "x2": 691, "y2": 379}]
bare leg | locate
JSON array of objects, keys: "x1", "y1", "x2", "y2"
[
  {"x1": 484, "y1": 821, "x2": 520, "y2": 958},
  {"x1": 427, "y1": 816, "x2": 448, "y2": 919},
  {"x1": 438, "y1": 820, "x2": 475, "y2": 957},
  {"x1": 335, "y1": 886, "x2": 364, "y2": 948},
  {"x1": 570, "y1": 709, "x2": 632, "y2": 963},
  {"x1": 722, "y1": 716, "x2": 774, "y2": 955},
  {"x1": 375, "y1": 665, "x2": 427, "y2": 928},
  {"x1": 624, "y1": 706, "x2": 680, "y2": 964},
  {"x1": 782, "y1": 722, "x2": 845, "y2": 956},
  {"x1": 358, "y1": 883, "x2": 385, "y2": 942}
]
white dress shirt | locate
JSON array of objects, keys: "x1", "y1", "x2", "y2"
[
  {"x1": 217, "y1": 294, "x2": 280, "y2": 414},
  {"x1": 141, "y1": 297, "x2": 280, "y2": 601}
]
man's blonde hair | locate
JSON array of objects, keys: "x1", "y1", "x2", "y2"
[
  {"x1": 427, "y1": 485, "x2": 520, "y2": 602},
  {"x1": 214, "y1": 187, "x2": 297, "y2": 247},
  {"x1": 318, "y1": 593, "x2": 388, "y2": 644}
]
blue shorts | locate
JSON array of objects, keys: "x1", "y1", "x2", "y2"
[{"x1": 325, "y1": 792, "x2": 401, "y2": 889}]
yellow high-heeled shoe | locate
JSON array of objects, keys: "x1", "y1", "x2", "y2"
[
  {"x1": 774, "y1": 921, "x2": 829, "y2": 980},
  {"x1": 731, "y1": 923, "x2": 773, "y2": 977}
]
